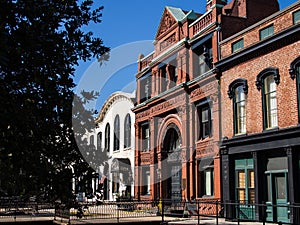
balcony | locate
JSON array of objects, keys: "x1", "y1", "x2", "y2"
[{"x1": 191, "y1": 11, "x2": 213, "y2": 36}]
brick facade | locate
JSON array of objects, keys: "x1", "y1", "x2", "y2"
[
  {"x1": 133, "y1": 0, "x2": 281, "y2": 204},
  {"x1": 216, "y1": 1, "x2": 300, "y2": 223}
]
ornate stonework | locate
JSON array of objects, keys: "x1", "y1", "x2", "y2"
[
  {"x1": 157, "y1": 12, "x2": 176, "y2": 38},
  {"x1": 190, "y1": 82, "x2": 217, "y2": 101},
  {"x1": 140, "y1": 152, "x2": 151, "y2": 164},
  {"x1": 160, "y1": 33, "x2": 176, "y2": 51},
  {"x1": 150, "y1": 95, "x2": 184, "y2": 116},
  {"x1": 136, "y1": 109, "x2": 150, "y2": 120},
  {"x1": 196, "y1": 139, "x2": 216, "y2": 158}
]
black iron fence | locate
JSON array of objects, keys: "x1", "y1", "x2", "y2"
[
  {"x1": 60, "y1": 200, "x2": 300, "y2": 224},
  {"x1": 1, "y1": 198, "x2": 300, "y2": 224},
  {"x1": 69, "y1": 200, "x2": 158, "y2": 221},
  {"x1": 51, "y1": 200, "x2": 298, "y2": 224},
  {"x1": 223, "y1": 201, "x2": 300, "y2": 225},
  {"x1": 0, "y1": 198, "x2": 54, "y2": 221}
]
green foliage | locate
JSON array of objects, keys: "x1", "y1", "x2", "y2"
[{"x1": 0, "y1": 0, "x2": 109, "y2": 201}]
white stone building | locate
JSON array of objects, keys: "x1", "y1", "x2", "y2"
[{"x1": 92, "y1": 91, "x2": 135, "y2": 201}]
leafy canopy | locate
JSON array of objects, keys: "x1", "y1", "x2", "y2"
[{"x1": 0, "y1": 0, "x2": 109, "y2": 201}]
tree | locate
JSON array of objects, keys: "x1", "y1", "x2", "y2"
[{"x1": 0, "y1": 0, "x2": 109, "y2": 201}]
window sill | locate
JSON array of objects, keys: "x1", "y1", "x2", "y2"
[
  {"x1": 196, "y1": 195, "x2": 215, "y2": 200},
  {"x1": 196, "y1": 136, "x2": 213, "y2": 143},
  {"x1": 200, "y1": 195, "x2": 215, "y2": 199},
  {"x1": 124, "y1": 147, "x2": 131, "y2": 151},
  {"x1": 233, "y1": 133, "x2": 247, "y2": 138},
  {"x1": 263, "y1": 126, "x2": 279, "y2": 133}
]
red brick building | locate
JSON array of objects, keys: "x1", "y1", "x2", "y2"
[
  {"x1": 215, "y1": 1, "x2": 300, "y2": 223},
  {"x1": 132, "y1": 0, "x2": 280, "y2": 204}
]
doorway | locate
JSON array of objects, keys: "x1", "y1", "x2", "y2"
[
  {"x1": 265, "y1": 172, "x2": 289, "y2": 223},
  {"x1": 162, "y1": 126, "x2": 182, "y2": 201}
]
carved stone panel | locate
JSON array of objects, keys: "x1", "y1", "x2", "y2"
[{"x1": 157, "y1": 12, "x2": 176, "y2": 38}]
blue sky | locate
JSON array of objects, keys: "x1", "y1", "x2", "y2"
[{"x1": 74, "y1": 0, "x2": 297, "y2": 111}]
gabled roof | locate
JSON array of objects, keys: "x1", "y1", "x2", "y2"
[
  {"x1": 166, "y1": 6, "x2": 186, "y2": 21},
  {"x1": 166, "y1": 6, "x2": 198, "y2": 21},
  {"x1": 155, "y1": 6, "x2": 199, "y2": 39}
]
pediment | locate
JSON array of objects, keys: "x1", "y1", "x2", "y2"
[{"x1": 155, "y1": 7, "x2": 179, "y2": 39}]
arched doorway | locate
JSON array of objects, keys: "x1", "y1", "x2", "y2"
[
  {"x1": 111, "y1": 158, "x2": 132, "y2": 198},
  {"x1": 161, "y1": 125, "x2": 182, "y2": 201}
]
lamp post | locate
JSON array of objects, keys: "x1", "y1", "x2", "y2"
[{"x1": 156, "y1": 168, "x2": 161, "y2": 199}]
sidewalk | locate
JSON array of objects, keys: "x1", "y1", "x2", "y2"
[
  {"x1": 53, "y1": 216, "x2": 278, "y2": 225},
  {"x1": 0, "y1": 216, "x2": 279, "y2": 225},
  {"x1": 168, "y1": 217, "x2": 277, "y2": 225}
]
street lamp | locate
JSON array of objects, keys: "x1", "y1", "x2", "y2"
[{"x1": 156, "y1": 168, "x2": 161, "y2": 199}]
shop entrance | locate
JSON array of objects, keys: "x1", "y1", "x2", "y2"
[{"x1": 265, "y1": 157, "x2": 289, "y2": 223}]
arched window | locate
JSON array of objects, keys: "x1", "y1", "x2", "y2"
[
  {"x1": 234, "y1": 86, "x2": 246, "y2": 134},
  {"x1": 105, "y1": 123, "x2": 110, "y2": 152},
  {"x1": 114, "y1": 115, "x2": 120, "y2": 151},
  {"x1": 124, "y1": 114, "x2": 131, "y2": 148},
  {"x1": 256, "y1": 67, "x2": 280, "y2": 129},
  {"x1": 264, "y1": 76, "x2": 278, "y2": 128},
  {"x1": 97, "y1": 132, "x2": 102, "y2": 150},
  {"x1": 89, "y1": 135, "x2": 95, "y2": 146},
  {"x1": 290, "y1": 56, "x2": 300, "y2": 122},
  {"x1": 163, "y1": 128, "x2": 180, "y2": 152},
  {"x1": 228, "y1": 78, "x2": 248, "y2": 135}
]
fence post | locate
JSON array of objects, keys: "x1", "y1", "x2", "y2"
[
  {"x1": 262, "y1": 202, "x2": 265, "y2": 225},
  {"x1": 117, "y1": 202, "x2": 119, "y2": 224},
  {"x1": 161, "y1": 199, "x2": 165, "y2": 224},
  {"x1": 197, "y1": 200, "x2": 200, "y2": 225},
  {"x1": 14, "y1": 202, "x2": 17, "y2": 222},
  {"x1": 68, "y1": 206, "x2": 71, "y2": 225},
  {"x1": 237, "y1": 202, "x2": 240, "y2": 225},
  {"x1": 216, "y1": 201, "x2": 219, "y2": 225}
]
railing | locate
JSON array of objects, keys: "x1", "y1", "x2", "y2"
[
  {"x1": 0, "y1": 200, "x2": 54, "y2": 221},
  {"x1": 0, "y1": 198, "x2": 294, "y2": 224},
  {"x1": 69, "y1": 200, "x2": 158, "y2": 221},
  {"x1": 192, "y1": 11, "x2": 213, "y2": 36}
]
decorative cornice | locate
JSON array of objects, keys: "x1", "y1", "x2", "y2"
[
  {"x1": 289, "y1": 56, "x2": 300, "y2": 80},
  {"x1": 227, "y1": 78, "x2": 248, "y2": 99},
  {"x1": 216, "y1": 25, "x2": 300, "y2": 70},
  {"x1": 256, "y1": 67, "x2": 280, "y2": 91},
  {"x1": 220, "y1": 125, "x2": 300, "y2": 148},
  {"x1": 220, "y1": 146, "x2": 228, "y2": 155},
  {"x1": 150, "y1": 38, "x2": 187, "y2": 67},
  {"x1": 285, "y1": 146, "x2": 293, "y2": 155},
  {"x1": 95, "y1": 92, "x2": 135, "y2": 124}
]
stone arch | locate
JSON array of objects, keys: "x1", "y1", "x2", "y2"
[
  {"x1": 157, "y1": 114, "x2": 182, "y2": 152},
  {"x1": 156, "y1": 114, "x2": 183, "y2": 200}
]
